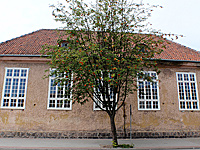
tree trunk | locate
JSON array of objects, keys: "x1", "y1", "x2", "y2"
[{"x1": 109, "y1": 114, "x2": 118, "y2": 145}]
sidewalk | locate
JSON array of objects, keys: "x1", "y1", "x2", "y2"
[{"x1": 0, "y1": 138, "x2": 200, "y2": 149}]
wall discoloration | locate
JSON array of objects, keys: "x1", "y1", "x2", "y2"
[
  {"x1": 139, "y1": 114, "x2": 160, "y2": 129},
  {"x1": 182, "y1": 114, "x2": 200, "y2": 127},
  {"x1": 15, "y1": 112, "x2": 25, "y2": 126},
  {"x1": 0, "y1": 58, "x2": 200, "y2": 137},
  {"x1": 0, "y1": 112, "x2": 9, "y2": 125}
]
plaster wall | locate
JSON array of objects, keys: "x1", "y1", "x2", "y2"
[{"x1": 0, "y1": 58, "x2": 200, "y2": 135}]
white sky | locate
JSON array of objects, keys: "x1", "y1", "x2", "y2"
[{"x1": 0, "y1": 0, "x2": 200, "y2": 51}]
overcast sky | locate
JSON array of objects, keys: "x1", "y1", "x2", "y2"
[{"x1": 0, "y1": 0, "x2": 200, "y2": 51}]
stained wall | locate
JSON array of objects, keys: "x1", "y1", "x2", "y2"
[{"x1": 0, "y1": 57, "x2": 200, "y2": 138}]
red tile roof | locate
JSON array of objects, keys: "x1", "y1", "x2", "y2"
[
  {"x1": 0, "y1": 29, "x2": 200, "y2": 61},
  {"x1": 154, "y1": 40, "x2": 200, "y2": 61},
  {"x1": 0, "y1": 29, "x2": 63, "y2": 55}
]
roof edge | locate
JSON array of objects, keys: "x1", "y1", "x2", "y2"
[
  {"x1": 159, "y1": 59, "x2": 200, "y2": 63},
  {"x1": 0, "y1": 55, "x2": 200, "y2": 63},
  {"x1": 0, "y1": 54, "x2": 42, "y2": 57}
]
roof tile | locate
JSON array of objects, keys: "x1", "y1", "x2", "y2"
[{"x1": 0, "y1": 29, "x2": 200, "y2": 61}]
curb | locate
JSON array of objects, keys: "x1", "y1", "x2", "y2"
[
  {"x1": 133, "y1": 146, "x2": 200, "y2": 149},
  {"x1": 1, "y1": 146, "x2": 200, "y2": 150}
]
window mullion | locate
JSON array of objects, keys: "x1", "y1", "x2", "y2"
[
  {"x1": 9, "y1": 72, "x2": 15, "y2": 107},
  {"x1": 55, "y1": 79, "x2": 58, "y2": 108},
  {"x1": 63, "y1": 80, "x2": 66, "y2": 108},
  {"x1": 189, "y1": 81, "x2": 193, "y2": 109},
  {"x1": 182, "y1": 80, "x2": 187, "y2": 109},
  {"x1": 143, "y1": 80, "x2": 146, "y2": 109},
  {"x1": 16, "y1": 70, "x2": 21, "y2": 108},
  {"x1": 150, "y1": 82, "x2": 153, "y2": 109}
]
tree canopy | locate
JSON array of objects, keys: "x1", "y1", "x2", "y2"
[{"x1": 41, "y1": 0, "x2": 178, "y2": 145}]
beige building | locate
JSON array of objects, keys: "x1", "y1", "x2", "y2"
[{"x1": 0, "y1": 29, "x2": 200, "y2": 138}]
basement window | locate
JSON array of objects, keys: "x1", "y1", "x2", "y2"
[
  {"x1": 176, "y1": 72, "x2": 199, "y2": 110},
  {"x1": 1, "y1": 68, "x2": 29, "y2": 109}
]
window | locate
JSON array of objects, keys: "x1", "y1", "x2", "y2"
[
  {"x1": 137, "y1": 71, "x2": 160, "y2": 110},
  {"x1": 176, "y1": 72, "x2": 199, "y2": 110},
  {"x1": 61, "y1": 42, "x2": 68, "y2": 48},
  {"x1": 1, "y1": 68, "x2": 29, "y2": 109},
  {"x1": 93, "y1": 86, "x2": 115, "y2": 110},
  {"x1": 93, "y1": 72, "x2": 116, "y2": 110},
  {"x1": 135, "y1": 44, "x2": 148, "y2": 53},
  {"x1": 47, "y1": 69, "x2": 73, "y2": 110}
]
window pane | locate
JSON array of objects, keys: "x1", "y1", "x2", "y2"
[
  {"x1": 14, "y1": 69, "x2": 20, "y2": 77},
  {"x1": 57, "y1": 100, "x2": 63, "y2": 108},
  {"x1": 3, "y1": 99, "x2": 9, "y2": 107},
  {"x1": 57, "y1": 86, "x2": 64, "y2": 98},
  {"x1": 50, "y1": 80, "x2": 56, "y2": 98},
  {"x1": 153, "y1": 101, "x2": 158, "y2": 109},
  {"x1": 178, "y1": 74, "x2": 183, "y2": 81},
  {"x1": 7, "y1": 69, "x2": 13, "y2": 77},
  {"x1": 186, "y1": 101, "x2": 192, "y2": 109},
  {"x1": 193, "y1": 102, "x2": 198, "y2": 109},
  {"x1": 145, "y1": 82, "x2": 151, "y2": 99},
  {"x1": 151, "y1": 73, "x2": 157, "y2": 80},
  {"x1": 180, "y1": 101, "x2": 185, "y2": 109},
  {"x1": 10, "y1": 99, "x2": 17, "y2": 107},
  {"x1": 64, "y1": 100, "x2": 70, "y2": 108},
  {"x1": 178, "y1": 82, "x2": 184, "y2": 100},
  {"x1": 18, "y1": 99, "x2": 24, "y2": 107},
  {"x1": 152, "y1": 82, "x2": 158, "y2": 99},
  {"x1": 19, "y1": 79, "x2": 26, "y2": 97},
  {"x1": 11, "y1": 79, "x2": 19, "y2": 97},
  {"x1": 49, "y1": 100, "x2": 55, "y2": 108},
  {"x1": 21, "y1": 69, "x2": 27, "y2": 77},
  {"x1": 139, "y1": 101, "x2": 145, "y2": 109},
  {"x1": 184, "y1": 74, "x2": 189, "y2": 81},
  {"x1": 184, "y1": 83, "x2": 191, "y2": 100},
  {"x1": 4, "y1": 78, "x2": 11, "y2": 97},
  {"x1": 64, "y1": 80, "x2": 71, "y2": 99},
  {"x1": 138, "y1": 82, "x2": 144, "y2": 99},
  {"x1": 191, "y1": 83, "x2": 197, "y2": 100},
  {"x1": 146, "y1": 101, "x2": 152, "y2": 109}
]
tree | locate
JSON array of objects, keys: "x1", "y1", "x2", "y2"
[{"x1": 42, "y1": 0, "x2": 171, "y2": 145}]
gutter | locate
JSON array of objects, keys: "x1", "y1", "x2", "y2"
[
  {"x1": 0, "y1": 54, "x2": 200, "y2": 63},
  {"x1": 159, "y1": 59, "x2": 200, "y2": 63},
  {"x1": 0, "y1": 54, "x2": 42, "y2": 57}
]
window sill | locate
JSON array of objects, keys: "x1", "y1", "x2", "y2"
[{"x1": 47, "y1": 108, "x2": 72, "y2": 111}]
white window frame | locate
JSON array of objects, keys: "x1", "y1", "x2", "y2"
[
  {"x1": 1, "y1": 67, "x2": 29, "y2": 109},
  {"x1": 93, "y1": 71, "x2": 117, "y2": 110},
  {"x1": 47, "y1": 69, "x2": 73, "y2": 110},
  {"x1": 93, "y1": 86, "x2": 116, "y2": 110},
  {"x1": 176, "y1": 72, "x2": 199, "y2": 110},
  {"x1": 137, "y1": 71, "x2": 160, "y2": 110}
]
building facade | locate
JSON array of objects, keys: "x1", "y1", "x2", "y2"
[{"x1": 0, "y1": 29, "x2": 200, "y2": 138}]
